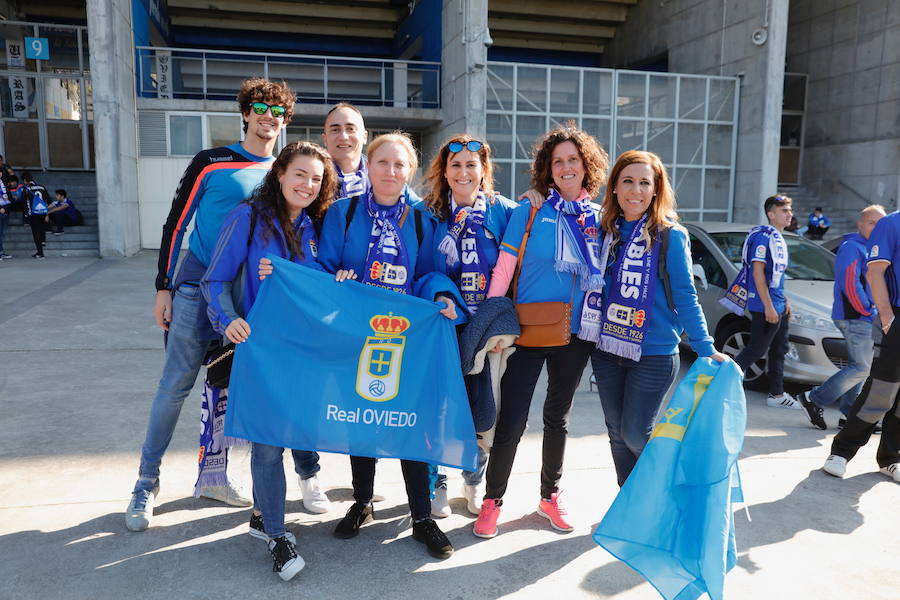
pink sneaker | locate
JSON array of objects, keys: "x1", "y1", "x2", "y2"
[
  {"x1": 537, "y1": 492, "x2": 574, "y2": 532},
  {"x1": 473, "y1": 498, "x2": 501, "y2": 538}
]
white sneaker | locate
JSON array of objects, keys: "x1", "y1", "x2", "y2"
[
  {"x1": 879, "y1": 463, "x2": 900, "y2": 483},
  {"x1": 298, "y1": 474, "x2": 330, "y2": 514},
  {"x1": 200, "y1": 480, "x2": 252, "y2": 507},
  {"x1": 125, "y1": 486, "x2": 159, "y2": 532},
  {"x1": 462, "y1": 482, "x2": 484, "y2": 515},
  {"x1": 431, "y1": 486, "x2": 451, "y2": 518},
  {"x1": 823, "y1": 455, "x2": 848, "y2": 478},
  {"x1": 766, "y1": 394, "x2": 802, "y2": 410}
]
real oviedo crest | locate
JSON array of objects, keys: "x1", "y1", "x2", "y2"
[{"x1": 356, "y1": 313, "x2": 410, "y2": 402}]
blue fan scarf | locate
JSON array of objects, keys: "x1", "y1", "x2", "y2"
[
  {"x1": 719, "y1": 225, "x2": 787, "y2": 316},
  {"x1": 360, "y1": 188, "x2": 413, "y2": 294},
  {"x1": 437, "y1": 192, "x2": 491, "y2": 314}
]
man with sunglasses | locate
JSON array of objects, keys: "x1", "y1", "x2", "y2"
[{"x1": 127, "y1": 78, "x2": 300, "y2": 532}]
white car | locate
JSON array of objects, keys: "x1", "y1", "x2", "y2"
[{"x1": 684, "y1": 222, "x2": 844, "y2": 388}]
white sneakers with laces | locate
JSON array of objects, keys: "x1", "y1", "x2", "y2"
[
  {"x1": 879, "y1": 463, "x2": 900, "y2": 483},
  {"x1": 822, "y1": 455, "x2": 847, "y2": 478},
  {"x1": 200, "y1": 480, "x2": 252, "y2": 506},
  {"x1": 298, "y1": 474, "x2": 330, "y2": 513},
  {"x1": 766, "y1": 394, "x2": 802, "y2": 410}
]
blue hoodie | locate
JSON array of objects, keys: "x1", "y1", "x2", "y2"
[
  {"x1": 601, "y1": 219, "x2": 715, "y2": 357},
  {"x1": 202, "y1": 203, "x2": 322, "y2": 335}
]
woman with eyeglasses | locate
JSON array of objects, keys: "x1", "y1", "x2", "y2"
[
  {"x1": 202, "y1": 141, "x2": 336, "y2": 581},
  {"x1": 421, "y1": 135, "x2": 518, "y2": 518},
  {"x1": 590, "y1": 150, "x2": 725, "y2": 488},
  {"x1": 473, "y1": 123, "x2": 608, "y2": 538}
]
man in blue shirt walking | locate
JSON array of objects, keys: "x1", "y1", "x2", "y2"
[
  {"x1": 824, "y1": 208, "x2": 900, "y2": 483},
  {"x1": 799, "y1": 205, "x2": 886, "y2": 429}
]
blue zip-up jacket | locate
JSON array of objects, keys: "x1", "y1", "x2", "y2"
[
  {"x1": 431, "y1": 193, "x2": 519, "y2": 316},
  {"x1": 201, "y1": 203, "x2": 322, "y2": 335},
  {"x1": 602, "y1": 219, "x2": 716, "y2": 357},
  {"x1": 317, "y1": 194, "x2": 464, "y2": 307},
  {"x1": 833, "y1": 232, "x2": 875, "y2": 322}
]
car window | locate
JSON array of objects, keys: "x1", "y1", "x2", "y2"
[
  {"x1": 689, "y1": 234, "x2": 728, "y2": 289},
  {"x1": 709, "y1": 232, "x2": 836, "y2": 280}
]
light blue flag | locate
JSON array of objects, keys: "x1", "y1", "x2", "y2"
[
  {"x1": 593, "y1": 358, "x2": 746, "y2": 600},
  {"x1": 225, "y1": 256, "x2": 479, "y2": 471}
]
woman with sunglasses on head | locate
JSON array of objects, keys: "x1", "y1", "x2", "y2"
[
  {"x1": 273, "y1": 132, "x2": 463, "y2": 559},
  {"x1": 589, "y1": 150, "x2": 726, "y2": 488},
  {"x1": 202, "y1": 141, "x2": 336, "y2": 582},
  {"x1": 422, "y1": 135, "x2": 518, "y2": 518},
  {"x1": 472, "y1": 123, "x2": 608, "y2": 538}
]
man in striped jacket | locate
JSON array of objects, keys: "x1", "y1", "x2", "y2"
[
  {"x1": 799, "y1": 205, "x2": 886, "y2": 429},
  {"x1": 126, "y1": 78, "x2": 296, "y2": 532}
]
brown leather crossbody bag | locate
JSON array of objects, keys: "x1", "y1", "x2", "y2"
[{"x1": 512, "y1": 206, "x2": 575, "y2": 347}]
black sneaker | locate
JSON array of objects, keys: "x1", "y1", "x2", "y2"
[
  {"x1": 268, "y1": 536, "x2": 304, "y2": 582},
  {"x1": 798, "y1": 391, "x2": 827, "y2": 430},
  {"x1": 412, "y1": 518, "x2": 454, "y2": 559},
  {"x1": 333, "y1": 502, "x2": 373, "y2": 539},
  {"x1": 249, "y1": 512, "x2": 297, "y2": 544},
  {"x1": 838, "y1": 418, "x2": 846, "y2": 429}
]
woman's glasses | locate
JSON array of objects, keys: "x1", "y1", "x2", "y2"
[
  {"x1": 250, "y1": 102, "x2": 287, "y2": 118},
  {"x1": 447, "y1": 140, "x2": 483, "y2": 153}
]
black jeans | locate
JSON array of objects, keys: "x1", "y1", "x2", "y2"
[
  {"x1": 734, "y1": 310, "x2": 789, "y2": 395},
  {"x1": 484, "y1": 337, "x2": 593, "y2": 500},
  {"x1": 831, "y1": 307, "x2": 900, "y2": 467},
  {"x1": 28, "y1": 215, "x2": 45, "y2": 255},
  {"x1": 349, "y1": 455, "x2": 430, "y2": 521}
]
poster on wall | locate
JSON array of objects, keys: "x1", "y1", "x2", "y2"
[
  {"x1": 6, "y1": 40, "x2": 25, "y2": 69},
  {"x1": 156, "y1": 50, "x2": 172, "y2": 99},
  {"x1": 9, "y1": 75, "x2": 31, "y2": 118}
]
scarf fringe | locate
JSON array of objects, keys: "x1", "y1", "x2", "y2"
[
  {"x1": 438, "y1": 235, "x2": 460, "y2": 266},
  {"x1": 600, "y1": 336, "x2": 643, "y2": 361},
  {"x1": 193, "y1": 470, "x2": 230, "y2": 498},
  {"x1": 718, "y1": 296, "x2": 745, "y2": 317},
  {"x1": 578, "y1": 320, "x2": 602, "y2": 344}
]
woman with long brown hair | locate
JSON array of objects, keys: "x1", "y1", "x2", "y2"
[
  {"x1": 589, "y1": 150, "x2": 725, "y2": 487},
  {"x1": 422, "y1": 134, "x2": 518, "y2": 517},
  {"x1": 202, "y1": 140, "x2": 336, "y2": 581},
  {"x1": 473, "y1": 123, "x2": 608, "y2": 538}
]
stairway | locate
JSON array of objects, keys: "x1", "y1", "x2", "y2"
[
  {"x1": 780, "y1": 186, "x2": 854, "y2": 243},
  {"x1": 2, "y1": 171, "x2": 99, "y2": 257}
]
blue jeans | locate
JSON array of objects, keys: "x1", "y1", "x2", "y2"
[
  {"x1": 0, "y1": 211, "x2": 8, "y2": 253},
  {"x1": 133, "y1": 284, "x2": 318, "y2": 493},
  {"x1": 429, "y1": 446, "x2": 488, "y2": 495},
  {"x1": 592, "y1": 351, "x2": 679, "y2": 487},
  {"x1": 810, "y1": 319, "x2": 874, "y2": 415},
  {"x1": 251, "y1": 442, "x2": 319, "y2": 538}
]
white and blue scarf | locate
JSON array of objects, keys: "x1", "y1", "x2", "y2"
[
  {"x1": 193, "y1": 383, "x2": 247, "y2": 496},
  {"x1": 549, "y1": 188, "x2": 605, "y2": 291},
  {"x1": 719, "y1": 225, "x2": 788, "y2": 316},
  {"x1": 361, "y1": 188, "x2": 413, "y2": 294},
  {"x1": 336, "y1": 156, "x2": 369, "y2": 200},
  {"x1": 438, "y1": 192, "x2": 491, "y2": 314},
  {"x1": 595, "y1": 214, "x2": 659, "y2": 361}
]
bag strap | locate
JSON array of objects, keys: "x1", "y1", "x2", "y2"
[
  {"x1": 344, "y1": 195, "x2": 359, "y2": 234},
  {"x1": 658, "y1": 225, "x2": 675, "y2": 312},
  {"x1": 414, "y1": 209, "x2": 423, "y2": 246},
  {"x1": 512, "y1": 206, "x2": 539, "y2": 303}
]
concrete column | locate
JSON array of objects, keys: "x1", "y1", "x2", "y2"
[
  {"x1": 87, "y1": 0, "x2": 142, "y2": 257},
  {"x1": 422, "y1": 0, "x2": 489, "y2": 159}
]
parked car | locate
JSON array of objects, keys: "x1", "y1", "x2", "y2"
[{"x1": 683, "y1": 222, "x2": 843, "y2": 389}]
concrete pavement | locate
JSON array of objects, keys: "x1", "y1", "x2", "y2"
[{"x1": 1, "y1": 252, "x2": 898, "y2": 599}]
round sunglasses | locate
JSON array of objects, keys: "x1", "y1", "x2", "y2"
[
  {"x1": 250, "y1": 102, "x2": 286, "y2": 119},
  {"x1": 447, "y1": 140, "x2": 483, "y2": 153}
]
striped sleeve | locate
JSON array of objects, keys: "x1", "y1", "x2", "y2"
[
  {"x1": 842, "y1": 258, "x2": 872, "y2": 317},
  {"x1": 155, "y1": 153, "x2": 210, "y2": 290}
]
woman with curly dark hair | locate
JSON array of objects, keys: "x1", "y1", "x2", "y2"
[
  {"x1": 201, "y1": 140, "x2": 335, "y2": 581},
  {"x1": 421, "y1": 134, "x2": 518, "y2": 517},
  {"x1": 473, "y1": 123, "x2": 608, "y2": 538}
]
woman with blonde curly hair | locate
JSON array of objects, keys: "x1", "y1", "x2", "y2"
[
  {"x1": 422, "y1": 134, "x2": 518, "y2": 517},
  {"x1": 590, "y1": 150, "x2": 725, "y2": 487},
  {"x1": 473, "y1": 122, "x2": 608, "y2": 538}
]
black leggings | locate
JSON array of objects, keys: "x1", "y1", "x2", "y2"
[{"x1": 484, "y1": 337, "x2": 593, "y2": 500}]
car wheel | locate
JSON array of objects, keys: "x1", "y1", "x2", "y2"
[{"x1": 715, "y1": 320, "x2": 769, "y2": 391}]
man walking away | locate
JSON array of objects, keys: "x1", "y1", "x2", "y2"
[
  {"x1": 22, "y1": 172, "x2": 50, "y2": 259},
  {"x1": 799, "y1": 206, "x2": 886, "y2": 429}
]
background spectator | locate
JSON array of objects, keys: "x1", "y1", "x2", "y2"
[
  {"x1": 47, "y1": 188, "x2": 83, "y2": 234},
  {"x1": 807, "y1": 207, "x2": 831, "y2": 240}
]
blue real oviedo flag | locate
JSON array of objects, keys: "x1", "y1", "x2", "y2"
[
  {"x1": 225, "y1": 257, "x2": 479, "y2": 471},
  {"x1": 593, "y1": 358, "x2": 746, "y2": 600}
]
